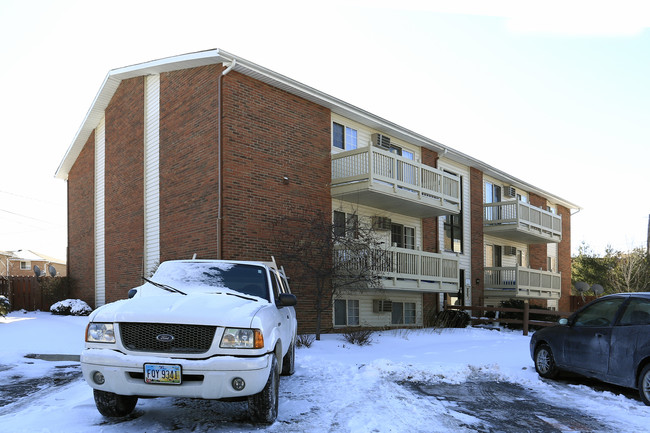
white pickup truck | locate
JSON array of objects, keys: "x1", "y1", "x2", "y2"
[{"x1": 80, "y1": 259, "x2": 297, "y2": 424}]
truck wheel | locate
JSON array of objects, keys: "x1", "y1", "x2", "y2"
[
  {"x1": 281, "y1": 340, "x2": 295, "y2": 376},
  {"x1": 248, "y1": 354, "x2": 279, "y2": 424},
  {"x1": 93, "y1": 389, "x2": 138, "y2": 417}
]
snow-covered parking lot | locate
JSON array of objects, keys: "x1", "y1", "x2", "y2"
[{"x1": 1, "y1": 311, "x2": 649, "y2": 433}]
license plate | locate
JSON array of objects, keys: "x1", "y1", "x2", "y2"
[{"x1": 144, "y1": 363, "x2": 182, "y2": 385}]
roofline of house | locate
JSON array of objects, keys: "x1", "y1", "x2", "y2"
[{"x1": 55, "y1": 48, "x2": 580, "y2": 210}]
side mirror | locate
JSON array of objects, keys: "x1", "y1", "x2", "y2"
[
  {"x1": 128, "y1": 288, "x2": 138, "y2": 299},
  {"x1": 558, "y1": 317, "x2": 568, "y2": 326},
  {"x1": 277, "y1": 293, "x2": 297, "y2": 307}
]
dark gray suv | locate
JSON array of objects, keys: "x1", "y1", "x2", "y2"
[{"x1": 530, "y1": 292, "x2": 650, "y2": 405}]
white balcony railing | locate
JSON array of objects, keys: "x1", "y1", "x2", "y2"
[
  {"x1": 484, "y1": 266, "x2": 561, "y2": 300},
  {"x1": 335, "y1": 245, "x2": 459, "y2": 292},
  {"x1": 483, "y1": 200, "x2": 562, "y2": 243},
  {"x1": 331, "y1": 146, "x2": 461, "y2": 217}
]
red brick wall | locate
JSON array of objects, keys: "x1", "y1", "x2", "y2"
[
  {"x1": 159, "y1": 65, "x2": 220, "y2": 261},
  {"x1": 104, "y1": 77, "x2": 145, "y2": 303},
  {"x1": 67, "y1": 131, "x2": 95, "y2": 306},
  {"x1": 421, "y1": 148, "x2": 440, "y2": 318},
  {"x1": 221, "y1": 70, "x2": 332, "y2": 332},
  {"x1": 558, "y1": 204, "x2": 571, "y2": 311},
  {"x1": 421, "y1": 148, "x2": 439, "y2": 254},
  {"x1": 528, "y1": 192, "x2": 547, "y2": 271},
  {"x1": 470, "y1": 167, "x2": 484, "y2": 306}
]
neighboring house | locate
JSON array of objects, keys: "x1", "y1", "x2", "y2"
[
  {"x1": 0, "y1": 250, "x2": 67, "y2": 277},
  {"x1": 55, "y1": 49, "x2": 579, "y2": 332}
]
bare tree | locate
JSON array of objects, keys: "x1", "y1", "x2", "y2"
[
  {"x1": 274, "y1": 207, "x2": 389, "y2": 340},
  {"x1": 607, "y1": 247, "x2": 650, "y2": 293}
]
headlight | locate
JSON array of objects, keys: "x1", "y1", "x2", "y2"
[
  {"x1": 86, "y1": 323, "x2": 115, "y2": 343},
  {"x1": 220, "y1": 328, "x2": 264, "y2": 349}
]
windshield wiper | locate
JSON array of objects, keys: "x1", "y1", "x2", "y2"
[
  {"x1": 142, "y1": 277, "x2": 187, "y2": 295},
  {"x1": 211, "y1": 291, "x2": 259, "y2": 302}
]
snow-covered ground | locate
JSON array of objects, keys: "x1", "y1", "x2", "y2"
[{"x1": 1, "y1": 311, "x2": 649, "y2": 432}]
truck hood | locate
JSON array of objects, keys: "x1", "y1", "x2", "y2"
[{"x1": 90, "y1": 292, "x2": 265, "y2": 327}]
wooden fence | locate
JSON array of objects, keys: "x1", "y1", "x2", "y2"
[
  {"x1": 0, "y1": 276, "x2": 52, "y2": 311},
  {"x1": 445, "y1": 304, "x2": 571, "y2": 336}
]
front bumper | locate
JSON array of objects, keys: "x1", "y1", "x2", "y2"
[{"x1": 81, "y1": 348, "x2": 271, "y2": 399}]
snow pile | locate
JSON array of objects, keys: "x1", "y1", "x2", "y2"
[
  {"x1": 1, "y1": 312, "x2": 650, "y2": 432},
  {"x1": 50, "y1": 299, "x2": 92, "y2": 316}
]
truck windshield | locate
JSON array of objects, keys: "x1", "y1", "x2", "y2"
[{"x1": 153, "y1": 262, "x2": 270, "y2": 301}]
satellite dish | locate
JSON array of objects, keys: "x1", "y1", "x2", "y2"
[
  {"x1": 33, "y1": 265, "x2": 42, "y2": 277},
  {"x1": 591, "y1": 284, "x2": 604, "y2": 295},
  {"x1": 48, "y1": 265, "x2": 57, "y2": 277},
  {"x1": 575, "y1": 281, "x2": 589, "y2": 292}
]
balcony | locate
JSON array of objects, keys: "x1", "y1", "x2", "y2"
[
  {"x1": 331, "y1": 146, "x2": 461, "y2": 218},
  {"x1": 483, "y1": 200, "x2": 562, "y2": 244},
  {"x1": 484, "y1": 266, "x2": 562, "y2": 300},
  {"x1": 335, "y1": 245, "x2": 459, "y2": 293}
]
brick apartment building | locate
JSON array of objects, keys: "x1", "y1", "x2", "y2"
[{"x1": 55, "y1": 49, "x2": 578, "y2": 332}]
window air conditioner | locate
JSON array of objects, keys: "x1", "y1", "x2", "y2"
[
  {"x1": 372, "y1": 216, "x2": 392, "y2": 231},
  {"x1": 373, "y1": 299, "x2": 393, "y2": 313},
  {"x1": 504, "y1": 246, "x2": 517, "y2": 256},
  {"x1": 504, "y1": 186, "x2": 516, "y2": 198},
  {"x1": 371, "y1": 133, "x2": 391, "y2": 150}
]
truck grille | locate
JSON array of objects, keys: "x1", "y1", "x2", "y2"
[{"x1": 119, "y1": 323, "x2": 217, "y2": 354}]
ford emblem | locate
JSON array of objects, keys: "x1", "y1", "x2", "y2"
[{"x1": 156, "y1": 333, "x2": 175, "y2": 342}]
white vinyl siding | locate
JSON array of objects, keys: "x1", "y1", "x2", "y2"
[
  {"x1": 331, "y1": 113, "x2": 420, "y2": 161},
  {"x1": 332, "y1": 201, "x2": 422, "y2": 250},
  {"x1": 547, "y1": 242, "x2": 558, "y2": 272},
  {"x1": 144, "y1": 74, "x2": 160, "y2": 276},
  {"x1": 334, "y1": 291, "x2": 423, "y2": 327},
  {"x1": 95, "y1": 117, "x2": 106, "y2": 307}
]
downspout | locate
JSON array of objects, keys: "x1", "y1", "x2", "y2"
[{"x1": 217, "y1": 59, "x2": 236, "y2": 259}]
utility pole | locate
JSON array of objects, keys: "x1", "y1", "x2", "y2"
[{"x1": 647, "y1": 213, "x2": 649, "y2": 256}]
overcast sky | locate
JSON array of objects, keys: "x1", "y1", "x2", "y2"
[{"x1": 1, "y1": 0, "x2": 648, "y2": 261}]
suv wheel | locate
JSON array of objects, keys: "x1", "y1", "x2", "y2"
[
  {"x1": 534, "y1": 343, "x2": 559, "y2": 379},
  {"x1": 248, "y1": 354, "x2": 279, "y2": 424},
  {"x1": 638, "y1": 364, "x2": 650, "y2": 405},
  {"x1": 93, "y1": 389, "x2": 138, "y2": 417}
]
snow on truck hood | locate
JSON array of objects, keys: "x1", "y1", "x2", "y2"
[{"x1": 90, "y1": 290, "x2": 265, "y2": 327}]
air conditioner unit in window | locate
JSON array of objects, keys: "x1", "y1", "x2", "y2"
[
  {"x1": 372, "y1": 216, "x2": 392, "y2": 231},
  {"x1": 371, "y1": 133, "x2": 391, "y2": 150},
  {"x1": 373, "y1": 299, "x2": 393, "y2": 313},
  {"x1": 504, "y1": 186, "x2": 516, "y2": 198},
  {"x1": 504, "y1": 246, "x2": 517, "y2": 256}
]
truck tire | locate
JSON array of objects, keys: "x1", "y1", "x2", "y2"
[
  {"x1": 248, "y1": 354, "x2": 279, "y2": 424},
  {"x1": 281, "y1": 340, "x2": 295, "y2": 376},
  {"x1": 93, "y1": 389, "x2": 138, "y2": 417}
]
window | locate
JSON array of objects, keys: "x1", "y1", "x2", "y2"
[
  {"x1": 334, "y1": 299, "x2": 360, "y2": 326},
  {"x1": 485, "y1": 244, "x2": 502, "y2": 267},
  {"x1": 20, "y1": 261, "x2": 29, "y2": 270},
  {"x1": 392, "y1": 302, "x2": 416, "y2": 325},
  {"x1": 334, "y1": 211, "x2": 359, "y2": 238},
  {"x1": 332, "y1": 122, "x2": 357, "y2": 150},
  {"x1": 391, "y1": 223, "x2": 415, "y2": 249},
  {"x1": 485, "y1": 181, "x2": 502, "y2": 221},
  {"x1": 444, "y1": 214, "x2": 463, "y2": 253},
  {"x1": 333, "y1": 211, "x2": 346, "y2": 237},
  {"x1": 573, "y1": 298, "x2": 625, "y2": 327},
  {"x1": 618, "y1": 298, "x2": 650, "y2": 326}
]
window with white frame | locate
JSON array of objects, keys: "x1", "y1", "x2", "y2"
[
  {"x1": 334, "y1": 299, "x2": 360, "y2": 326},
  {"x1": 332, "y1": 122, "x2": 357, "y2": 150},
  {"x1": 333, "y1": 211, "x2": 359, "y2": 239},
  {"x1": 391, "y1": 223, "x2": 415, "y2": 249},
  {"x1": 20, "y1": 261, "x2": 30, "y2": 270},
  {"x1": 391, "y1": 302, "x2": 416, "y2": 325}
]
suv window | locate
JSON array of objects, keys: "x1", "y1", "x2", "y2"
[
  {"x1": 573, "y1": 298, "x2": 625, "y2": 327},
  {"x1": 618, "y1": 298, "x2": 650, "y2": 326}
]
